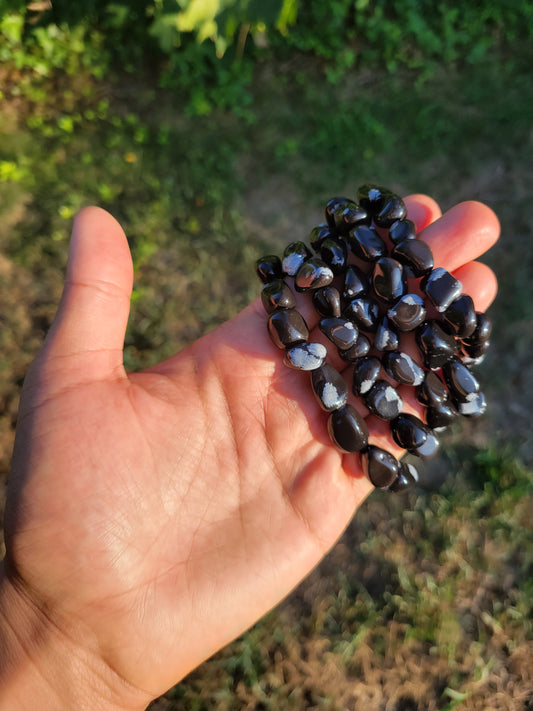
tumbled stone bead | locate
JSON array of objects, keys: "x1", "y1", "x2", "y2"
[
  {"x1": 261, "y1": 279, "x2": 296, "y2": 314},
  {"x1": 339, "y1": 333, "x2": 371, "y2": 361},
  {"x1": 325, "y1": 197, "x2": 352, "y2": 227},
  {"x1": 309, "y1": 224, "x2": 335, "y2": 251},
  {"x1": 372, "y1": 257, "x2": 406, "y2": 304},
  {"x1": 352, "y1": 356, "x2": 382, "y2": 395},
  {"x1": 357, "y1": 184, "x2": 390, "y2": 215},
  {"x1": 390, "y1": 413, "x2": 429, "y2": 451},
  {"x1": 365, "y1": 380, "x2": 403, "y2": 420},
  {"x1": 343, "y1": 296, "x2": 380, "y2": 332},
  {"x1": 312, "y1": 364, "x2": 349, "y2": 412},
  {"x1": 389, "y1": 219, "x2": 416, "y2": 244},
  {"x1": 333, "y1": 202, "x2": 369, "y2": 234},
  {"x1": 383, "y1": 351, "x2": 425, "y2": 386},
  {"x1": 312, "y1": 286, "x2": 341, "y2": 318},
  {"x1": 374, "y1": 194, "x2": 407, "y2": 228},
  {"x1": 416, "y1": 320, "x2": 458, "y2": 370},
  {"x1": 282, "y1": 241, "x2": 312, "y2": 277},
  {"x1": 294, "y1": 257, "x2": 334, "y2": 292},
  {"x1": 416, "y1": 371, "x2": 448, "y2": 407},
  {"x1": 465, "y1": 312, "x2": 492, "y2": 344},
  {"x1": 442, "y1": 356, "x2": 480, "y2": 402},
  {"x1": 421, "y1": 267, "x2": 463, "y2": 313},
  {"x1": 414, "y1": 430, "x2": 440, "y2": 459},
  {"x1": 319, "y1": 238, "x2": 348, "y2": 275},
  {"x1": 461, "y1": 339, "x2": 491, "y2": 360},
  {"x1": 443, "y1": 294, "x2": 477, "y2": 338},
  {"x1": 319, "y1": 317, "x2": 359, "y2": 351},
  {"x1": 256, "y1": 254, "x2": 283, "y2": 283},
  {"x1": 391, "y1": 239, "x2": 434, "y2": 277},
  {"x1": 426, "y1": 399, "x2": 458, "y2": 430},
  {"x1": 374, "y1": 317, "x2": 400, "y2": 352},
  {"x1": 343, "y1": 264, "x2": 369, "y2": 301},
  {"x1": 455, "y1": 391, "x2": 487, "y2": 417},
  {"x1": 327, "y1": 404, "x2": 369, "y2": 452},
  {"x1": 387, "y1": 294, "x2": 426, "y2": 332},
  {"x1": 389, "y1": 460, "x2": 419, "y2": 492},
  {"x1": 284, "y1": 342, "x2": 327, "y2": 371},
  {"x1": 460, "y1": 352, "x2": 487, "y2": 367},
  {"x1": 362, "y1": 445, "x2": 399, "y2": 488},
  {"x1": 348, "y1": 225, "x2": 387, "y2": 262},
  {"x1": 268, "y1": 309, "x2": 309, "y2": 349}
]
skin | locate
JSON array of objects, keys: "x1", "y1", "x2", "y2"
[{"x1": 0, "y1": 194, "x2": 499, "y2": 710}]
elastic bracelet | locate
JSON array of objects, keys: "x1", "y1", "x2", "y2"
[{"x1": 256, "y1": 185, "x2": 491, "y2": 493}]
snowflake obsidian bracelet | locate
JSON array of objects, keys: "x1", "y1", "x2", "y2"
[{"x1": 256, "y1": 185, "x2": 492, "y2": 493}]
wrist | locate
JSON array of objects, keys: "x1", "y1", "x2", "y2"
[{"x1": 0, "y1": 561, "x2": 149, "y2": 711}]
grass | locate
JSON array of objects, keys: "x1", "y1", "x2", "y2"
[{"x1": 1, "y1": 42, "x2": 532, "y2": 709}]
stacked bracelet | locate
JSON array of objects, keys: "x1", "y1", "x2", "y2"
[{"x1": 256, "y1": 185, "x2": 491, "y2": 493}]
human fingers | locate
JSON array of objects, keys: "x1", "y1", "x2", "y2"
[
  {"x1": 452, "y1": 261, "x2": 498, "y2": 311},
  {"x1": 39, "y1": 207, "x2": 133, "y2": 385},
  {"x1": 418, "y1": 200, "x2": 500, "y2": 271}
]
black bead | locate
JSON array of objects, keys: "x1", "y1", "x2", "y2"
[
  {"x1": 362, "y1": 445, "x2": 399, "y2": 488},
  {"x1": 387, "y1": 293, "x2": 426, "y2": 332},
  {"x1": 319, "y1": 237, "x2": 348, "y2": 275},
  {"x1": 442, "y1": 356, "x2": 480, "y2": 402},
  {"x1": 416, "y1": 320, "x2": 458, "y2": 370},
  {"x1": 343, "y1": 264, "x2": 369, "y2": 301},
  {"x1": 309, "y1": 224, "x2": 335, "y2": 252},
  {"x1": 372, "y1": 257, "x2": 406, "y2": 304},
  {"x1": 284, "y1": 342, "x2": 327, "y2": 371},
  {"x1": 339, "y1": 333, "x2": 371, "y2": 361},
  {"x1": 462, "y1": 312, "x2": 492, "y2": 345},
  {"x1": 294, "y1": 257, "x2": 334, "y2": 292},
  {"x1": 421, "y1": 267, "x2": 463, "y2": 313},
  {"x1": 343, "y1": 296, "x2": 380, "y2": 332},
  {"x1": 333, "y1": 202, "x2": 369, "y2": 234},
  {"x1": 374, "y1": 317, "x2": 400, "y2": 352},
  {"x1": 390, "y1": 413, "x2": 429, "y2": 451},
  {"x1": 256, "y1": 254, "x2": 283, "y2": 283},
  {"x1": 389, "y1": 460, "x2": 419, "y2": 492},
  {"x1": 416, "y1": 371, "x2": 448, "y2": 407},
  {"x1": 312, "y1": 364, "x2": 349, "y2": 412},
  {"x1": 357, "y1": 184, "x2": 391, "y2": 215},
  {"x1": 267, "y1": 309, "x2": 309, "y2": 349},
  {"x1": 319, "y1": 317, "x2": 359, "y2": 351},
  {"x1": 374, "y1": 194, "x2": 407, "y2": 228},
  {"x1": 282, "y1": 241, "x2": 312, "y2": 277},
  {"x1": 443, "y1": 294, "x2": 477, "y2": 338},
  {"x1": 365, "y1": 380, "x2": 403, "y2": 420},
  {"x1": 383, "y1": 351, "x2": 425, "y2": 386},
  {"x1": 348, "y1": 225, "x2": 387, "y2": 262},
  {"x1": 391, "y1": 238, "x2": 434, "y2": 277},
  {"x1": 426, "y1": 399, "x2": 458, "y2": 430},
  {"x1": 389, "y1": 219, "x2": 417, "y2": 244},
  {"x1": 455, "y1": 391, "x2": 487, "y2": 417},
  {"x1": 312, "y1": 286, "x2": 342, "y2": 318},
  {"x1": 261, "y1": 279, "x2": 296, "y2": 314},
  {"x1": 325, "y1": 197, "x2": 352, "y2": 228},
  {"x1": 461, "y1": 339, "x2": 491, "y2": 360},
  {"x1": 327, "y1": 404, "x2": 369, "y2": 452},
  {"x1": 414, "y1": 430, "x2": 440, "y2": 459},
  {"x1": 352, "y1": 356, "x2": 382, "y2": 396}
]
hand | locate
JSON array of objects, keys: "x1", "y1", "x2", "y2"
[{"x1": 0, "y1": 195, "x2": 499, "y2": 710}]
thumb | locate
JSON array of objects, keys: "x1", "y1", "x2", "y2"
[{"x1": 42, "y1": 206, "x2": 134, "y2": 381}]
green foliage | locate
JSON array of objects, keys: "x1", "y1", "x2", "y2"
[
  {"x1": 275, "y1": 0, "x2": 533, "y2": 76},
  {"x1": 1, "y1": 0, "x2": 531, "y2": 117},
  {"x1": 0, "y1": 10, "x2": 109, "y2": 78}
]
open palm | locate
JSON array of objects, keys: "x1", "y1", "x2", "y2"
[{"x1": 2, "y1": 194, "x2": 499, "y2": 709}]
